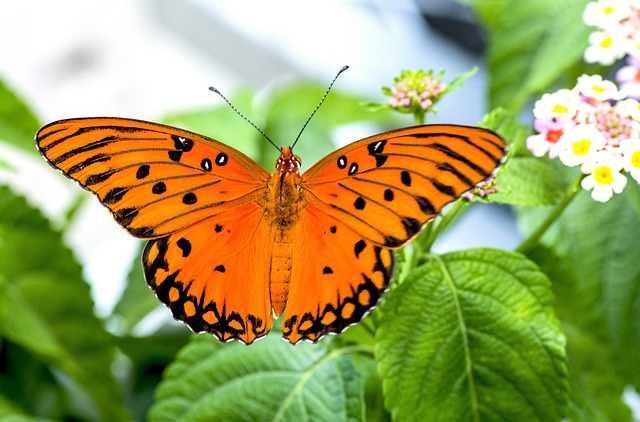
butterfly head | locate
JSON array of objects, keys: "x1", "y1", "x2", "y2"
[{"x1": 276, "y1": 147, "x2": 302, "y2": 175}]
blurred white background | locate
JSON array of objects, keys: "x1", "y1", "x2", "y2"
[{"x1": 0, "y1": 0, "x2": 518, "y2": 316}]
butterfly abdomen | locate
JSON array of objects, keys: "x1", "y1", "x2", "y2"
[{"x1": 270, "y1": 238, "x2": 293, "y2": 316}]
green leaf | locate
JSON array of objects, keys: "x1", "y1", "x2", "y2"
[
  {"x1": 525, "y1": 245, "x2": 633, "y2": 421},
  {"x1": 466, "y1": 0, "x2": 592, "y2": 112},
  {"x1": 115, "y1": 334, "x2": 190, "y2": 422},
  {"x1": 376, "y1": 248, "x2": 568, "y2": 421},
  {"x1": 539, "y1": 183, "x2": 640, "y2": 388},
  {"x1": 149, "y1": 335, "x2": 369, "y2": 421},
  {"x1": 0, "y1": 186, "x2": 128, "y2": 421},
  {"x1": 480, "y1": 108, "x2": 567, "y2": 205},
  {"x1": 0, "y1": 79, "x2": 41, "y2": 153}
]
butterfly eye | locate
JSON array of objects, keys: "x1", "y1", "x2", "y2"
[{"x1": 293, "y1": 154, "x2": 302, "y2": 165}]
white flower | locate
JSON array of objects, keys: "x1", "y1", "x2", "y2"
[
  {"x1": 532, "y1": 89, "x2": 581, "y2": 120},
  {"x1": 581, "y1": 150, "x2": 628, "y2": 202},
  {"x1": 583, "y1": 0, "x2": 632, "y2": 29},
  {"x1": 620, "y1": 138, "x2": 640, "y2": 183},
  {"x1": 557, "y1": 124, "x2": 607, "y2": 167},
  {"x1": 584, "y1": 30, "x2": 630, "y2": 65},
  {"x1": 616, "y1": 98, "x2": 640, "y2": 120},
  {"x1": 576, "y1": 74, "x2": 624, "y2": 100}
]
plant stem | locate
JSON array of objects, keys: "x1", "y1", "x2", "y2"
[
  {"x1": 516, "y1": 175, "x2": 583, "y2": 255},
  {"x1": 414, "y1": 111, "x2": 425, "y2": 125},
  {"x1": 419, "y1": 199, "x2": 467, "y2": 254}
]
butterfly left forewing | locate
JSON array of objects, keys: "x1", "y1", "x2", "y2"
[
  {"x1": 143, "y1": 203, "x2": 274, "y2": 344},
  {"x1": 302, "y1": 124, "x2": 506, "y2": 248},
  {"x1": 36, "y1": 118, "x2": 269, "y2": 238}
]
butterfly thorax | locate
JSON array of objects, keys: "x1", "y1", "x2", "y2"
[{"x1": 267, "y1": 147, "x2": 305, "y2": 316}]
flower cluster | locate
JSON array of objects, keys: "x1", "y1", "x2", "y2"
[
  {"x1": 383, "y1": 70, "x2": 447, "y2": 113},
  {"x1": 583, "y1": 0, "x2": 640, "y2": 66},
  {"x1": 527, "y1": 74, "x2": 640, "y2": 202},
  {"x1": 462, "y1": 174, "x2": 499, "y2": 201}
]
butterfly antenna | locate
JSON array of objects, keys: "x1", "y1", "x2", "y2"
[
  {"x1": 291, "y1": 65, "x2": 349, "y2": 150},
  {"x1": 208, "y1": 86, "x2": 280, "y2": 151}
]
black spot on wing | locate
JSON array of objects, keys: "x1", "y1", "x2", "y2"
[
  {"x1": 86, "y1": 169, "x2": 115, "y2": 186},
  {"x1": 114, "y1": 207, "x2": 139, "y2": 227},
  {"x1": 182, "y1": 193, "x2": 197, "y2": 205},
  {"x1": 171, "y1": 135, "x2": 194, "y2": 151},
  {"x1": 168, "y1": 150, "x2": 183, "y2": 162},
  {"x1": 401, "y1": 217, "x2": 422, "y2": 238},
  {"x1": 176, "y1": 238, "x2": 192, "y2": 257},
  {"x1": 432, "y1": 179, "x2": 456, "y2": 197},
  {"x1": 214, "y1": 264, "x2": 226, "y2": 273},
  {"x1": 416, "y1": 196, "x2": 435, "y2": 214},
  {"x1": 215, "y1": 152, "x2": 228, "y2": 166},
  {"x1": 136, "y1": 165, "x2": 150, "y2": 179},
  {"x1": 354, "y1": 240, "x2": 367, "y2": 258},
  {"x1": 367, "y1": 140, "x2": 388, "y2": 167},
  {"x1": 104, "y1": 187, "x2": 127, "y2": 204},
  {"x1": 152, "y1": 182, "x2": 167, "y2": 194},
  {"x1": 400, "y1": 171, "x2": 411, "y2": 187}
]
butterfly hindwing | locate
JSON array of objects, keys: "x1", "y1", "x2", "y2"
[
  {"x1": 36, "y1": 118, "x2": 269, "y2": 238},
  {"x1": 142, "y1": 203, "x2": 274, "y2": 344},
  {"x1": 283, "y1": 204, "x2": 394, "y2": 343},
  {"x1": 302, "y1": 124, "x2": 506, "y2": 248}
]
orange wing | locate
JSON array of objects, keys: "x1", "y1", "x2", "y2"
[
  {"x1": 143, "y1": 203, "x2": 275, "y2": 344},
  {"x1": 284, "y1": 204, "x2": 394, "y2": 343},
  {"x1": 36, "y1": 118, "x2": 275, "y2": 344},
  {"x1": 301, "y1": 124, "x2": 506, "y2": 248},
  {"x1": 281, "y1": 125, "x2": 506, "y2": 342},
  {"x1": 36, "y1": 118, "x2": 269, "y2": 238}
]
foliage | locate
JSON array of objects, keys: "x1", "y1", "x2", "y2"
[{"x1": 0, "y1": 0, "x2": 637, "y2": 420}]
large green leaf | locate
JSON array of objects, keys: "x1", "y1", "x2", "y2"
[
  {"x1": 0, "y1": 186, "x2": 128, "y2": 420},
  {"x1": 376, "y1": 248, "x2": 568, "y2": 421},
  {"x1": 0, "y1": 79, "x2": 41, "y2": 153},
  {"x1": 149, "y1": 335, "x2": 369, "y2": 421},
  {"x1": 465, "y1": 0, "x2": 592, "y2": 112}
]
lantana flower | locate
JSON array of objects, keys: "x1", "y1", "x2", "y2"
[
  {"x1": 527, "y1": 74, "x2": 640, "y2": 201},
  {"x1": 368, "y1": 68, "x2": 478, "y2": 120},
  {"x1": 620, "y1": 137, "x2": 640, "y2": 182},
  {"x1": 580, "y1": 151, "x2": 628, "y2": 202},
  {"x1": 557, "y1": 124, "x2": 607, "y2": 167},
  {"x1": 583, "y1": 0, "x2": 640, "y2": 66}
]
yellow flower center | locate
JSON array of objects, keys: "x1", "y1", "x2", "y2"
[
  {"x1": 594, "y1": 166, "x2": 614, "y2": 185},
  {"x1": 551, "y1": 103, "x2": 568, "y2": 114},
  {"x1": 632, "y1": 151, "x2": 640, "y2": 169},
  {"x1": 572, "y1": 139, "x2": 591, "y2": 155},
  {"x1": 601, "y1": 37, "x2": 613, "y2": 49},
  {"x1": 592, "y1": 84, "x2": 606, "y2": 93},
  {"x1": 603, "y1": 6, "x2": 614, "y2": 15}
]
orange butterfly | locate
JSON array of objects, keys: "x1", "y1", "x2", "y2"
[{"x1": 36, "y1": 93, "x2": 505, "y2": 345}]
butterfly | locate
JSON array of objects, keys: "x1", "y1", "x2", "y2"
[{"x1": 36, "y1": 94, "x2": 505, "y2": 345}]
